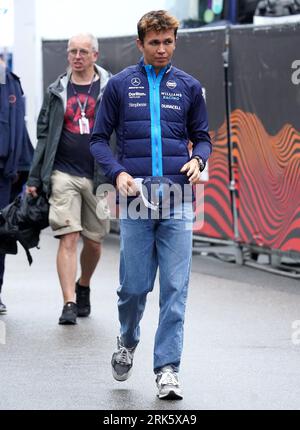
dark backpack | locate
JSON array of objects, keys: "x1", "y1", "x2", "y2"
[{"x1": 0, "y1": 194, "x2": 49, "y2": 265}]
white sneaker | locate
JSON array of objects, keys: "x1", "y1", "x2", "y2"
[{"x1": 156, "y1": 366, "x2": 183, "y2": 400}]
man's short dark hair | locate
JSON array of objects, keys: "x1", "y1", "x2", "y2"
[{"x1": 137, "y1": 10, "x2": 180, "y2": 43}]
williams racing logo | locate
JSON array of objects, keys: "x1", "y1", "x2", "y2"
[{"x1": 162, "y1": 91, "x2": 182, "y2": 102}]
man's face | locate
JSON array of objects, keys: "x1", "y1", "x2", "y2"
[
  {"x1": 137, "y1": 29, "x2": 176, "y2": 71},
  {"x1": 67, "y1": 36, "x2": 98, "y2": 73}
]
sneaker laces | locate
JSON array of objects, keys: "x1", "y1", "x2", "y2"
[
  {"x1": 116, "y1": 346, "x2": 133, "y2": 365},
  {"x1": 116, "y1": 338, "x2": 134, "y2": 365},
  {"x1": 159, "y1": 370, "x2": 179, "y2": 387}
]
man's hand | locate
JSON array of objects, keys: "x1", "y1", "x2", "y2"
[
  {"x1": 180, "y1": 159, "x2": 201, "y2": 185},
  {"x1": 26, "y1": 186, "x2": 38, "y2": 198},
  {"x1": 116, "y1": 172, "x2": 140, "y2": 197}
]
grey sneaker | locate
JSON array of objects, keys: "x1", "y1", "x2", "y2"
[
  {"x1": 156, "y1": 366, "x2": 183, "y2": 400},
  {"x1": 0, "y1": 295, "x2": 7, "y2": 314},
  {"x1": 111, "y1": 337, "x2": 136, "y2": 381}
]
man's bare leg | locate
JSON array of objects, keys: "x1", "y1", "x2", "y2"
[{"x1": 57, "y1": 232, "x2": 80, "y2": 304}]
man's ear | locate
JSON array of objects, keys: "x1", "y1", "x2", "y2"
[
  {"x1": 136, "y1": 38, "x2": 144, "y2": 53},
  {"x1": 93, "y1": 51, "x2": 99, "y2": 62}
]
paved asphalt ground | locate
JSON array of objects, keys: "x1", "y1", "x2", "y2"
[{"x1": 0, "y1": 230, "x2": 300, "y2": 410}]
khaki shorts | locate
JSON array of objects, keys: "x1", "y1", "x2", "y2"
[{"x1": 49, "y1": 170, "x2": 110, "y2": 243}]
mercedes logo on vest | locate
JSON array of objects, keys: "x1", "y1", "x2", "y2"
[{"x1": 131, "y1": 78, "x2": 141, "y2": 87}]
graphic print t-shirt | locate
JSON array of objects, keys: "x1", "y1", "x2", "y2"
[{"x1": 54, "y1": 80, "x2": 100, "y2": 179}]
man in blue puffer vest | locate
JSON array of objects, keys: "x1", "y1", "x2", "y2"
[{"x1": 90, "y1": 10, "x2": 212, "y2": 400}]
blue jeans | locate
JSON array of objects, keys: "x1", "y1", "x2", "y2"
[
  {"x1": 118, "y1": 203, "x2": 193, "y2": 373},
  {"x1": 0, "y1": 171, "x2": 12, "y2": 293}
]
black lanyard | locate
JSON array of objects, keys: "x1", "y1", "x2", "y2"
[{"x1": 70, "y1": 74, "x2": 96, "y2": 117}]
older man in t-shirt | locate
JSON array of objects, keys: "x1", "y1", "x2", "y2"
[{"x1": 27, "y1": 34, "x2": 111, "y2": 325}]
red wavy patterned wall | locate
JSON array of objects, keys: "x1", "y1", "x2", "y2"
[
  {"x1": 195, "y1": 110, "x2": 300, "y2": 255},
  {"x1": 194, "y1": 122, "x2": 234, "y2": 240}
]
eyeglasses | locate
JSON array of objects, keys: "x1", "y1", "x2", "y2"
[{"x1": 67, "y1": 49, "x2": 93, "y2": 57}]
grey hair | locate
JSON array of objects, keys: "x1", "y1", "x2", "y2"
[{"x1": 68, "y1": 33, "x2": 99, "y2": 52}]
